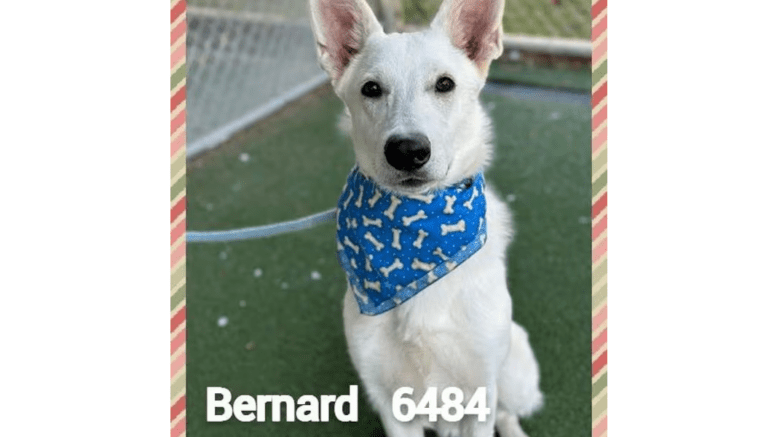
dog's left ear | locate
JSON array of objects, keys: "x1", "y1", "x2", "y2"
[
  {"x1": 309, "y1": 0, "x2": 384, "y2": 82},
  {"x1": 431, "y1": 0, "x2": 505, "y2": 77}
]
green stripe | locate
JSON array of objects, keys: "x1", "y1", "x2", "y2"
[
  {"x1": 592, "y1": 149, "x2": 607, "y2": 174},
  {"x1": 592, "y1": 60, "x2": 607, "y2": 86},
  {"x1": 171, "y1": 371, "x2": 186, "y2": 400},
  {"x1": 593, "y1": 261, "x2": 607, "y2": 285},
  {"x1": 593, "y1": 284, "x2": 607, "y2": 308},
  {"x1": 592, "y1": 392, "x2": 607, "y2": 419},
  {"x1": 171, "y1": 152, "x2": 186, "y2": 177},
  {"x1": 593, "y1": 171, "x2": 607, "y2": 196},
  {"x1": 171, "y1": 263, "x2": 185, "y2": 287},
  {"x1": 171, "y1": 64, "x2": 186, "y2": 91},
  {"x1": 171, "y1": 284, "x2": 186, "y2": 309},
  {"x1": 171, "y1": 174, "x2": 186, "y2": 201},
  {"x1": 592, "y1": 372, "x2": 607, "y2": 398}
]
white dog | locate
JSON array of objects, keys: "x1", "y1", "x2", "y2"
[{"x1": 308, "y1": 0, "x2": 544, "y2": 435}]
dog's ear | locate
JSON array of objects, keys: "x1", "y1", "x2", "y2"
[
  {"x1": 309, "y1": 0, "x2": 384, "y2": 81},
  {"x1": 431, "y1": 0, "x2": 505, "y2": 76}
]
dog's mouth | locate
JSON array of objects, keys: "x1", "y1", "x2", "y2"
[{"x1": 399, "y1": 177, "x2": 429, "y2": 188}]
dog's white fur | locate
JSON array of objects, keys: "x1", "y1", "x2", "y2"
[{"x1": 309, "y1": 1, "x2": 543, "y2": 435}]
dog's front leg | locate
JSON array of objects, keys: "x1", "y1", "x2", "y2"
[
  {"x1": 459, "y1": 383, "x2": 499, "y2": 437},
  {"x1": 378, "y1": 410, "x2": 425, "y2": 437}
]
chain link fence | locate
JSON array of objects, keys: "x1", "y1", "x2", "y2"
[
  {"x1": 400, "y1": 0, "x2": 589, "y2": 39},
  {"x1": 186, "y1": 0, "x2": 590, "y2": 156}
]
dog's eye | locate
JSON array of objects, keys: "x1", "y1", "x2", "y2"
[
  {"x1": 435, "y1": 76, "x2": 455, "y2": 93},
  {"x1": 361, "y1": 81, "x2": 383, "y2": 98}
]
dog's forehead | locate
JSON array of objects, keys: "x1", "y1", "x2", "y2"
[{"x1": 360, "y1": 31, "x2": 462, "y2": 77}]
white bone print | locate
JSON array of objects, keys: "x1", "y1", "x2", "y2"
[
  {"x1": 354, "y1": 185, "x2": 364, "y2": 207},
  {"x1": 365, "y1": 256, "x2": 373, "y2": 272},
  {"x1": 343, "y1": 237, "x2": 359, "y2": 253},
  {"x1": 441, "y1": 219, "x2": 466, "y2": 236},
  {"x1": 413, "y1": 230, "x2": 429, "y2": 248},
  {"x1": 391, "y1": 229, "x2": 402, "y2": 250},
  {"x1": 384, "y1": 196, "x2": 402, "y2": 219},
  {"x1": 432, "y1": 247, "x2": 449, "y2": 261},
  {"x1": 343, "y1": 190, "x2": 354, "y2": 209},
  {"x1": 352, "y1": 285, "x2": 369, "y2": 303},
  {"x1": 363, "y1": 280, "x2": 381, "y2": 293},
  {"x1": 433, "y1": 247, "x2": 457, "y2": 270},
  {"x1": 346, "y1": 218, "x2": 358, "y2": 229},
  {"x1": 379, "y1": 259, "x2": 404, "y2": 277},
  {"x1": 411, "y1": 258, "x2": 435, "y2": 271},
  {"x1": 362, "y1": 216, "x2": 383, "y2": 227},
  {"x1": 364, "y1": 232, "x2": 385, "y2": 251},
  {"x1": 444, "y1": 195, "x2": 457, "y2": 214},
  {"x1": 368, "y1": 191, "x2": 382, "y2": 208},
  {"x1": 407, "y1": 193, "x2": 434, "y2": 204},
  {"x1": 402, "y1": 210, "x2": 428, "y2": 226},
  {"x1": 350, "y1": 258, "x2": 358, "y2": 269},
  {"x1": 463, "y1": 186, "x2": 479, "y2": 210}
]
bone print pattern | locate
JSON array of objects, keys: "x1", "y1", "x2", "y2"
[
  {"x1": 363, "y1": 216, "x2": 382, "y2": 227},
  {"x1": 336, "y1": 168, "x2": 487, "y2": 315},
  {"x1": 391, "y1": 229, "x2": 402, "y2": 250}
]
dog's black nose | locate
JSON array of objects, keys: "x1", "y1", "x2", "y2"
[{"x1": 384, "y1": 134, "x2": 431, "y2": 171}]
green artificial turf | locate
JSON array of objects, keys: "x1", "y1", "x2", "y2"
[{"x1": 187, "y1": 84, "x2": 591, "y2": 436}]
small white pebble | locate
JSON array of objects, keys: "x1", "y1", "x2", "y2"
[
  {"x1": 508, "y1": 49, "x2": 521, "y2": 61},
  {"x1": 486, "y1": 102, "x2": 497, "y2": 111},
  {"x1": 506, "y1": 194, "x2": 516, "y2": 203},
  {"x1": 205, "y1": 203, "x2": 214, "y2": 211},
  {"x1": 281, "y1": 282, "x2": 289, "y2": 289},
  {"x1": 549, "y1": 111, "x2": 561, "y2": 120},
  {"x1": 253, "y1": 268, "x2": 263, "y2": 278},
  {"x1": 217, "y1": 316, "x2": 228, "y2": 327},
  {"x1": 578, "y1": 216, "x2": 590, "y2": 224},
  {"x1": 232, "y1": 183, "x2": 242, "y2": 192},
  {"x1": 219, "y1": 251, "x2": 228, "y2": 260},
  {"x1": 239, "y1": 153, "x2": 250, "y2": 163},
  {"x1": 311, "y1": 271, "x2": 322, "y2": 280},
  {"x1": 239, "y1": 300, "x2": 246, "y2": 308}
]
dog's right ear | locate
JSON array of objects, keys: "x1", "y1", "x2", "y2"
[{"x1": 309, "y1": 0, "x2": 383, "y2": 81}]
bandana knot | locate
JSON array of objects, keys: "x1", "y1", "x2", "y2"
[{"x1": 336, "y1": 168, "x2": 487, "y2": 315}]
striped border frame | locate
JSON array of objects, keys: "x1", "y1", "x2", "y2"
[
  {"x1": 591, "y1": 0, "x2": 608, "y2": 435},
  {"x1": 168, "y1": 1, "x2": 606, "y2": 436},
  {"x1": 171, "y1": 0, "x2": 187, "y2": 436}
]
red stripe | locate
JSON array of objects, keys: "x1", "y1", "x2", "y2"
[
  {"x1": 170, "y1": 0, "x2": 185, "y2": 24},
  {"x1": 593, "y1": 416, "x2": 607, "y2": 437},
  {"x1": 171, "y1": 306, "x2": 186, "y2": 333},
  {"x1": 592, "y1": 15, "x2": 607, "y2": 41},
  {"x1": 592, "y1": 328, "x2": 607, "y2": 355},
  {"x1": 592, "y1": 350, "x2": 607, "y2": 376},
  {"x1": 592, "y1": 0, "x2": 607, "y2": 20},
  {"x1": 592, "y1": 81, "x2": 607, "y2": 108},
  {"x1": 171, "y1": 86, "x2": 186, "y2": 112},
  {"x1": 171, "y1": 109, "x2": 186, "y2": 136},
  {"x1": 592, "y1": 193, "x2": 607, "y2": 219},
  {"x1": 171, "y1": 19, "x2": 186, "y2": 45},
  {"x1": 171, "y1": 395, "x2": 186, "y2": 421},
  {"x1": 171, "y1": 328, "x2": 186, "y2": 355},
  {"x1": 171, "y1": 242, "x2": 185, "y2": 268},
  {"x1": 171, "y1": 416, "x2": 185, "y2": 437},
  {"x1": 593, "y1": 104, "x2": 607, "y2": 132},
  {"x1": 171, "y1": 218, "x2": 186, "y2": 245},
  {"x1": 593, "y1": 237, "x2": 607, "y2": 264},
  {"x1": 592, "y1": 214, "x2": 607, "y2": 241},
  {"x1": 171, "y1": 196, "x2": 186, "y2": 224}
]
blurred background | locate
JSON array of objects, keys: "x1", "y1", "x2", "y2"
[{"x1": 187, "y1": 1, "x2": 593, "y2": 436}]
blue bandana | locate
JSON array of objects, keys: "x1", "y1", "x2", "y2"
[{"x1": 336, "y1": 168, "x2": 487, "y2": 315}]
